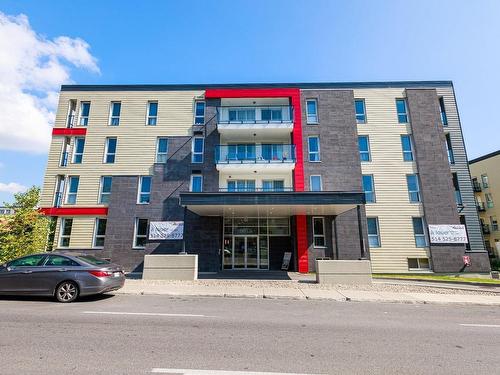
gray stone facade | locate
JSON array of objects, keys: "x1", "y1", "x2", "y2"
[
  {"x1": 300, "y1": 90, "x2": 368, "y2": 271},
  {"x1": 407, "y1": 89, "x2": 490, "y2": 272}
]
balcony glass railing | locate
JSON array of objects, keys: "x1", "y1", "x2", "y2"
[
  {"x1": 217, "y1": 106, "x2": 293, "y2": 124},
  {"x1": 215, "y1": 144, "x2": 295, "y2": 164}
]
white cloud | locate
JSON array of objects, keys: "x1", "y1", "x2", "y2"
[
  {"x1": 0, "y1": 12, "x2": 99, "y2": 153},
  {"x1": 0, "y1": 182, "x2": 27, "y2": 194}
]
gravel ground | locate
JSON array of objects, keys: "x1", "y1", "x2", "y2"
[{"x1": 125, "y1": 279, "x2": 499, "y2": 296}]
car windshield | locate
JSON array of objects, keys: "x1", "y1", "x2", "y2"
[{"x1": 76, "y1": 255, "x2": 110, "y2": 266}]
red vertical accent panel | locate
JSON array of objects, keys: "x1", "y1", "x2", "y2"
[{"x1": 296, "y1": 215, "x2": 309, "y2": 272}]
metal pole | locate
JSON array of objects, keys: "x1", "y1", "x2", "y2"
[{"x1": 333, "y1": 216, "x2": 339, "y2": 260}]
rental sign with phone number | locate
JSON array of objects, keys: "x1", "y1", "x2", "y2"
[{"x1": 428, "y1": 224, "x2": 468, "y2": 244}]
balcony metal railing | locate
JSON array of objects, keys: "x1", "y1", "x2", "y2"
[
  {"x1": 215, "y1": 144, "x2": 296, "y2": 164},
  {"x1": 482, "y1": 224, "x2": 491, "y2": 234},
  {"x1": 218, "y1": 187, "x2": 294, "y2": 192},
  {"x1": 473, "y1": 181, "x2": 482, "y2": 192},
  {"x1": 217, "y1": 106, "x2": 293, "y2": 124},
  {"x1": 477, "y1": 202, "x2": 486, "y2": 211}
]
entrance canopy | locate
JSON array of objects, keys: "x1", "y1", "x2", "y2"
[{"x1": 179, "y1": 191, "x2": 365, "y2": 217}]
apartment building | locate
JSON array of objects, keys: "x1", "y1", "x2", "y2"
[
  {"x1": 40, "y1": 81, "x2": 491, "y2": 273},
  {"x1": 470, "y1": 150, "x2": 500, "y2": 259}
]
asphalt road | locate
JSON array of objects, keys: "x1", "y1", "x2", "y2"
[{"x1": 0, "y1": 294, "x2": 498, "y2": 375}]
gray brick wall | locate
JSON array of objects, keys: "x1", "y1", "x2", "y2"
[{"x1": 300, "y1": 90, "x2": 368, "y2": 271}]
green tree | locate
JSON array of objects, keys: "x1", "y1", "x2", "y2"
[{"x1": 0, "y1": 186, "x2": 50, "y2": 263}]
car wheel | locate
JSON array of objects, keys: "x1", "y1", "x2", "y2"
[{"x1": 55, "y1": 281, "x2": 79, "y2": 303}]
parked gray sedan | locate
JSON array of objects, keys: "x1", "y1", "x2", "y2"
[{"x1": 0, "y1": 253, "x2": 125, "y2": 302}]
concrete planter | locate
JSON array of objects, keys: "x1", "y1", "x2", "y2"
[
  {"x1": 315, "y1": 260, "x2": 372, "y2": 285},
  {"x1": 142, "y1": 254, "x2": 198, "y2": 280}
]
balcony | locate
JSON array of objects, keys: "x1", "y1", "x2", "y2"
[
  {"x1": 477, "y1": 202, "x2": 486, "y2": 211},
  {"x1": 216, "y1": 106, "x2": 294, "y2": 137},
  {"x1": 473, "y1": 181, "x2": 482, "y2": 192},
  {"x1": 482, "y1": 224, "x2": 491, "y2": 235},
  {"x1": 215, "y1": 144, "x2": 295, "y2": 173}
]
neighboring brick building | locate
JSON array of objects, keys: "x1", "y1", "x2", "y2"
[
  {"x1": 40, "y1": 81, "x2": 490, "y2": 273},
  {"x1": 470, "y1": 150, "x2": 500, "y2": 259}
]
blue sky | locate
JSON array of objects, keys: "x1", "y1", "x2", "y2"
[{"x1": 0, "y1": 0, "x2": 499, "y2": 203}]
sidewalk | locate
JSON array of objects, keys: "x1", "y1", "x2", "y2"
[{"x1": 116, "y1": 279, "x2": 500, "y2": 306}]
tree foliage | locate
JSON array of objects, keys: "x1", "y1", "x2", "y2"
[{"x1": 0, "y1": 186, "x2": 50, "y2": 263}]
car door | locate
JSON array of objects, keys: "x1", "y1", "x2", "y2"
[
  {"x1": 0, "y1": 254, "x2": 47, "y2": 293},
  {"x1": 36, "y1": 255, "x2": 82, "y2": 293}
]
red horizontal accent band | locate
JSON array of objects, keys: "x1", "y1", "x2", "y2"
[
  {"x1": 40, "y1": 207, "x2": 108, "y2": 216},
  {"x1": 52, "y1": 128, "x2": 87, "y2": 136},
  {"x1": 205, "y1": 88, "x2": 300, "y2": 99}
]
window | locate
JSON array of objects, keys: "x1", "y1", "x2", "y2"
[
  {"x1": 408, "y1": 258, "x2": 430, "y2": 270},
  {"x1": 459, "y1": 215, "x2": 471, "y2": 250},
  {"x1": 45, "y1": 255, "x2": 79, "y2": 267},
  {"x1": 72, "y1": 137, "x2": 85, "y2": 164},
  {"x1": 312, "y1": 217, "x2": 325, "y2": 247},
  {"x1": 93, "y1": 218, "x2": 107, "y2": 248},
  {"x1": 79, "y1": 102, "x2": 90, "y2": 126},
  {"x1": 229, "y1": 108, "x2": 255, "y2": 122},
  {"x1": 147, "y1": 101, "x2": 158, "y2": 125},
  {"x1": 445, "y1": 134, "x2": 454, "y2": 164},
  {"x1": 481, "y1": 174, "x2": 489, "y2": 188},
  {"x1": 396, "y1": 99, "x2": 409, "y2": 123},
  {"x1": 261, "y1": 108, "x2": 282, "y2": 122},
  {"x1": 439, "y1": 97, "x2": 448, "y2": 126},
  {"x1": 109, "y1": 102, "x2": 121, "y2": 125},
  {"x1": 358, "y1": 136, "x2": 371, "y2": 162},
  {"x1": 60, "y1": 137, "x2": 70, "y2": 166},
  {"x1": 8, "y1": 254, "x2": 46, "y2": 267},
  {"x1": 156, "y1": 137, "x2": 168, "y2": 163},
  {"x1": 306, "y1": 99, "x2": 318, "y2": 123},
  {"x1": 190, "y1": 174, "x2": 203, "y2": 192},
  {"x1": 138, "y1": 176, "x2": 152, "y2": 204},
  {"x1": 308, "y1": 136, "x2": 320, "y2": 161},
  {"x1": 99, "y1": 176, "x2": 112, "y2": 204},
  {"x1": 485, "y1": 193, "x2": 494, "y2": 208},
  {"x1": 261, "y1": 180, "x2": 283, "y2": 192},
  {"x1": 66, "y1": 176, "x2": 79, "y2": 204},
  {"x1": 192, "y1": 137, "x2": 204, "y2": 163},
  {"x1": 228, "y1": 179, "x2": 255, "y2": 192},
  {"x1": 134, "y1": 218, "x2": 148, "y2": 248},
  {"x1": 407, "y1": 174, "x2": 421, "y2": 203},
  {"x1": 363, "y1": 175, "x2": 376, "y2": 203},
  {"x1": 491, "y1": 216, "x2": 498, "y2": 231},
  {"x1": 367, "y1": 217, "x2": 380, "y2": 247},
  {"x1": 412, "y1": 217, "x2": 428, "y2": 247},
  {"x1": 59, "y1": 218, "x2": 73, "y2": 247},
  {"x1": 310, "y1": 175, "x2": 322, "y2": 192},
  {"x1": 452, "y1": 173, "x2": 462, "y2": 205},
  {"x1": 194, "y1": 101, "x2": 205, "y2": 124},
  {"x1": 401, "y1": 135, "x2": 414, "y2": 161},
  {"x1": 104, "y1": 137, "x2": 117, "y2": 163},
  {"x1": 355, "y1": 99, "x2": 366, "y2": 123}
]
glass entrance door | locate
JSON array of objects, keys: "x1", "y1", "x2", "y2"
[{"x1": 232, "y1": 236, "x2": 258, "y2": 269}]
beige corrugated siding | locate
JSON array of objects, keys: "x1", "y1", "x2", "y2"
[
  {"x1": 53, "y1": 216, "x2": 97, "y2": 250},
  {"x1": 354, "y1": 88, "x2": 429, "y2": 273}
]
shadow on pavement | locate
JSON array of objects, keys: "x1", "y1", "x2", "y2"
[{"x1": 0, "y1": 293, "x2": 117, "y2": 303}]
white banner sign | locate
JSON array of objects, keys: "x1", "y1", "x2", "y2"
[
  {"x1": 149, "y1": 221, "x2": 184, "y2": 240},
  {"x1": 428, "y1": 224, "x2": 468, "y2": 244}
]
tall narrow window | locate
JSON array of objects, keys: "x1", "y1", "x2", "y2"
[
  {"x1": 407, "y1": 174, "x2": 421, "y2": 203},
  {"x1": 367, "y1": 217, "x2": 380, "y2": 247},
  {"x1": 363, "y1": 175, "x2": 376, "y2": 203},
  {"x1": 412, "y1": 217, "x2": 428, "y2": 247},
  {"x1": 194, "y1": 101, "x2": 205, "y2": 125},
  {"x1": 306, "y1": 99, "x2": 318, "y2": 124},
  {"x1": 396, "y1": 99, "x2": 409, "y2": 123},
  {"x1": 308, "y1": 136, "x2": 320, "y2": 161},
  {"x1": 310, "y1": 175, "x2": 322, "y2": 192},
  {"x1": 156, "y1": 137, "x2": 168, "y2": 163},
  {"x1": 134, "y1": 218, "x2": 148, "y2": 248},
  {"x1": 59, "y1": 218, "x2": 73, "y2": 247},
  {"x1": 72, "y1": 137, "x2": 85, "y2": 164},
  {"x1": 147, "y1": 101, "x2": 158, "y2": 125},
  {"x1": 109, "y1": 102, "x2": 121, "y2": 125},
  {"x1": 79, "y1": 102, "x2": 90, "y2": 126},
  {"x1": 452, "y1": 173, "x2": 462, "y2": 205},
  {"x1": 401, "y1": 135, "x2": 414, "y2": 161},
  {"x1": 358, "y1": 136, "x2": 371, "y2": 162},
  {"x1": 439, "y1": 97, "x2": 448, "y2": 126},
  {"x1": 99, "y1": 176, "x2": 112, "y2": 204},
  {"x1": 93, "y1": 218, "x2": 107, "y2": 248},
  {"x1": 355, "y1": 99, "x2": 366, "y2": 123},
  {"x1": 481, "y1": 174, "x2": 489, "y2": 188},
  {"x1": 60, "y1": 137, "x2": 70, "y2": 166},
  {"x1": 66, "y1": 176, "x2": 79, "y2": 204},
  {"x1": 137, "y1": 176, "x2": 152, "y2": 204},
  {"x1": 55, "y1": 175, "x2": 65, "y2": 207},
  {"x1": 313, "y1": 217, "x2": 325, "y2": 247},
  {"x1": 67, "y1": 100, "x2": 76, "y2": 128},
  {"x1": 445, "y1": 133, "x2": 454, "y2": 164},
  {"x1": 192, "y1": 137, "x2": 204, "y2": 163},
  {"x1": 104, "y1": 138, "x2": 117, "y2": 163},
  {"x1": 190, "y1": 174, "x2": 203, "y2": 192}
]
